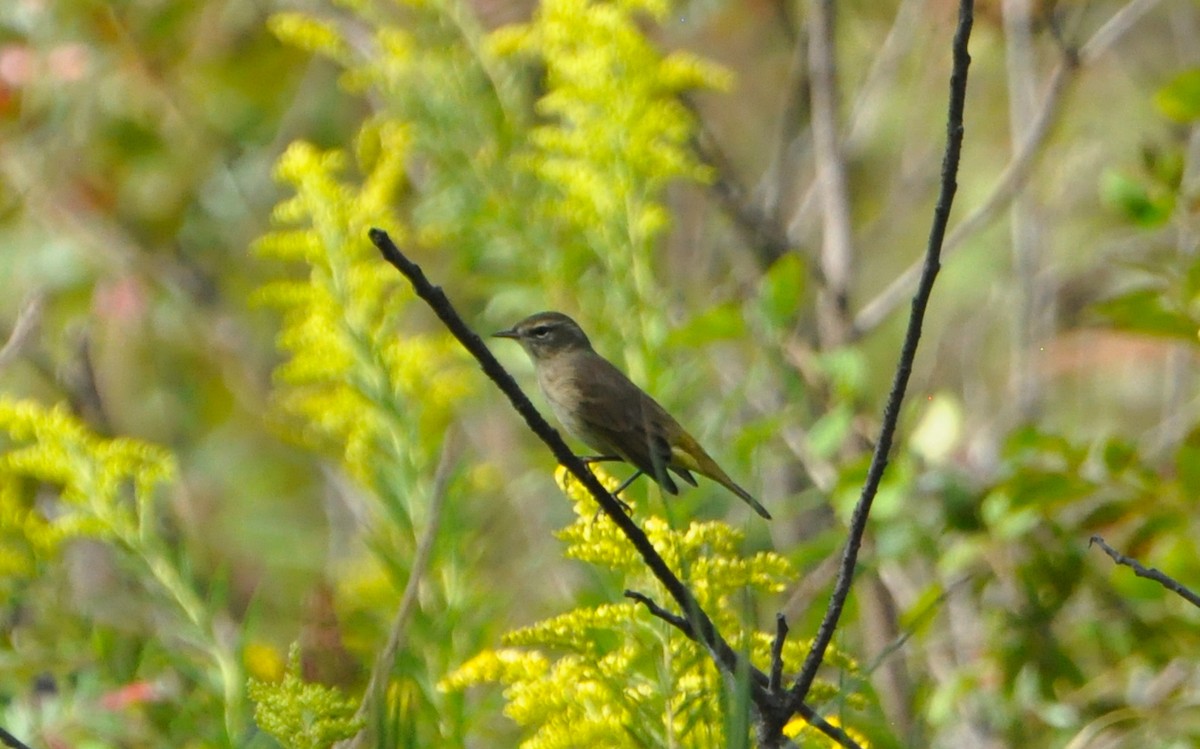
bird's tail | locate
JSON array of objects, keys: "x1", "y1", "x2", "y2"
[
  {"x1": 671, "y1": 435, "x2": 772, "y2": 519},
  {"x1": 721, "y1": 477, "x2": 772, "y2": 520},
  {"x1": 693, "y1": 454, "x2": 772, "y2": 519}
]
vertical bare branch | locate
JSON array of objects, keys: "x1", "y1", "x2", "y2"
[
  {"x1": 806, "y1": 0, "x2": 855, "y2": 347},
  {"x1": 788, "y1": 0, "x2": 974, "y2": 708},
  {"x1": 1003, "y1": 0, "x2": 1047, "y2": 421}
]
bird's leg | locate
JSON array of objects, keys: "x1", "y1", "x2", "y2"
[
  {"x1": 586, "y1": 466, "x2": 639, "y2": 520},
  {"x1": 592, "y1": 494, "x2": 632, "y2": 521},
  {"x1": 613, "y1": 470, "x2": 644, "y2": 498},
  {"x1": 590, "y1": 471, "x2": 637, "y2": 521},
  {"x1": 569, "y1": 456, "x2": 633, "y2": 517}
]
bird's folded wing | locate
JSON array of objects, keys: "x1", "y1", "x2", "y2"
[{"x1": 575, "y1": 360, "x2": 680, "y2": 494}]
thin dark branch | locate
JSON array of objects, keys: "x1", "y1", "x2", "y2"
[
  {"x1": 769, "y1": 614, "x2": 788, "y2": 693},
  {"x1": 367, "y1": 228, "x2": 768, "y2": 706},
  {"x1": 787, "y1": 0, "x2": 974, "y2": 708},
  {"x1": 625, "y1": 590, "x2": 697, "y2": 637},
  {"x1": 339, "y1": 432, "x2": 462, "y2": 749},
  {"x1": 0, "y1": 726, "x2": 33, "y2": 749},
  {"x1": 791, "y1": 702, "x2": 865, "y2": 749},
  {"x1": 1090, "y1": 535, "x2": 1200, "y2": 609}
]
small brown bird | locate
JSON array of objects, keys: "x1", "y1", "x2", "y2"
[{"x1": 494, "y1": 311, "x2": 770, "y2": 519}]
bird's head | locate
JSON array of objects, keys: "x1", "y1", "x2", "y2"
[{"x1": 493, "y1": 311, "x2": 594, "y2": 362}]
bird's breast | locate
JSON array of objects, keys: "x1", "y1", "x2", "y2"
[{"x1": 536, "y1": 357, "x2": 608, "y2": 454}]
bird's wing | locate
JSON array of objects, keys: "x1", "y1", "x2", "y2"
[{"x1": 573, "y1": 357, "x2": 681, "y2": 494}]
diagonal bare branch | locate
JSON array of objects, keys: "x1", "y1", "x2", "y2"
[{"x1": 1091, "y1": 535, "x2": 1200, "y2": 609}]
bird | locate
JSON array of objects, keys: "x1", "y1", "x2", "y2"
[{"x1": 493, "y1": 311, "x2": 771, "y2": 519}]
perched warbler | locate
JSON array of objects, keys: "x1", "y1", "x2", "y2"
[{"x1": 494, "y1": 311, "x2": 771, "y2": 519}]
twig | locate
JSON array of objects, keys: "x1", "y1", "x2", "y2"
[
  {"x1": 1090, "y1": 535, "x2": 1200, "y2": 609},
  {"x1": 769, "y1": 614, "x2": 789, "y2": 693},
  {"x1": 853, "y1": 0, "x2": 1163, "y2": 335},
  {"x1": 0, "y1": 292, "x2": 44, "y2": 372},
  {"x1": 1079, "y1": 0, "x2": 1162, "y2": 63},
  {"x1": 788, "y1": 702, "x2": 863, "y2": 749},
  {"x1": 625, "y1": 590, "x2": 698, "y2": 638},
  {"x1": 339, "y1": 432, "x2": 462, "y2": 749},
  {"x1": 788, "y1": 0, "x2": 973, "y2": 708},
  {"x1": 687, "y1": 100, "x2": 794, "y2": 267},
  {"x1": 0, "y1": 726, "x2": 33, "y2": 749}
]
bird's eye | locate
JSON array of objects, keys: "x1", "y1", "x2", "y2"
[{"x1": 530, "y1": 326, "x2": 550, "y2": 338}]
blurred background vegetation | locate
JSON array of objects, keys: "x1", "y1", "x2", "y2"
[{"x1": 1, "y1": 0, "x2": 1199, "y2": 746}]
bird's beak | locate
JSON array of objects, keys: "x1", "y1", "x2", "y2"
[{"x1": 492, "y1": 327, "x2": 520, "y2": 340}]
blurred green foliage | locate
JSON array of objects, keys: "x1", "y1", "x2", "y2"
[{"x1": 1, "y1": 0, "x2": 1200, "y2": 748}]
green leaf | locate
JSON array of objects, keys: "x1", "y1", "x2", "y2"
[
  {"x1": 756, "y1": 253, "x2": 806, "y2": 330},
  {"x1": 1182, "y1": 254, "x2": 1200, "y2": 306},
  {"x1": 1141, "y1": 144, "x2": 1184, "y2": 191},
  {"x1": 1154, "y1": 69, "x2": 1200, "y2": 123},
  {"x1": 1099, "y1": 169, "x2": 1173, "y2": 227},
  {"x1": 1092, "y1": 287, "x2": 1197, "y2": 340},
  {"x1": 667, "y1": 303, "x2": 747, "y2": 347},
  {"x1": 808, "y1": 402, "x2": 854, "y2": 458},
  {"x1": 940, "y1": 475, "x2": 983, "y2": 532},
  {"x1": 1004, "y1": 469, "x2": 1094, "y2": 509},
  {"x1": 1176, "y1": 428, "x2": 1200, "y2": 498},
  {"x1": 818, "y1": 347, "x2": 869, "y2": 400},
  {"x1": 1101, "y1": 437, "x2": 1137, "y2": 475}
]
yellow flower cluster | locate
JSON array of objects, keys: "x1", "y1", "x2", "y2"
[
  {"x1": 0, "y1": 398, "x2": 176, "y2": 581},
  {"x1": 253, "y1": 129, "x2": 473, "y2": 487},
  {"x1": 489, "y1": 0, "x2": 731, "y2": 249},
  {"x1": 440, "y1": 467, "x2": 821, "y2": 747},
  {"x1": 486, "y1": 0, "x2": 733, "y2": 361},
  {"x1": 248, "y1": 644, "x2": 363, "y2": 749}
]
